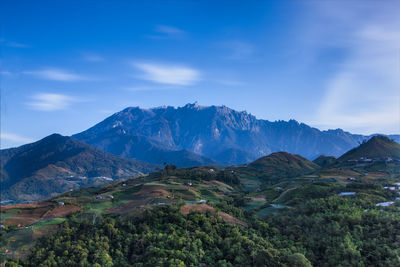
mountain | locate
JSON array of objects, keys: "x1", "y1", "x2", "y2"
[
  {"x1": 73, "y1": 103, "x2": 400, "y2": 166},
  {"x1": 247, "y1": 152, "x2": 319, "y2": 178},
  {"x1": 0, "y1": 134, "x2": 158, "y2": 203},
  {"x1": 338, "y1": 135, "x2": 400, "y2": 161},
  {"x1": 72, "y1": 127, "x2": 217, "y2": 167}
]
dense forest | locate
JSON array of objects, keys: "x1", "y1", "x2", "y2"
[{"x1": 4, "y1": 191, "x2": 399, "y2": 267}]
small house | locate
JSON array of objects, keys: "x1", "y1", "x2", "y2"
[
  {"x1": 199, "y1": 199, "x2": 207, "y2": 203},
  {"x1": 58, "y1": 202, "x2": 65, "y2": 206}
]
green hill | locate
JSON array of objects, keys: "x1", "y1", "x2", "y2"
[
  {"x1": 338, "y1": 135, "x2": 400, "y2": 161},
  {"x1": 247, "y1": 152, "x2": 319, "y2": 178}
]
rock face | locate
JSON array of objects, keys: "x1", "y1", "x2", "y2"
[
  {"x1": 0, "y1": 134, "x2": 158, "y2": 202},
  {"x1": 73, "y1": 103, "x2": 400, "y2": 166}
]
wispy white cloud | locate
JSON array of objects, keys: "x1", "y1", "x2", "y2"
[
  {"x1": 132, "y1": 62, "x2": 201, "y2": 85},
  {"x1": 147, "y1": 25, "x2": 185, "y2": 39},
  {"x1": 214, "y1": 79, "x2": 244, "y2": 87},
  {"x1": 23, "y1": 68, "x2": 88, "y2": 81},
  {"x1": 81, "y1": 52, "x2": 105, "y2": 62},
  {"x1": 0, "y1": 132, "x2": 34, "y2": 144},
  {"x1": 307, "y1": 1, "x2": 400, "y2": 134},
  {"x1": 125, "y1": 85, "x2": 178, "y2": 91},
  {"x1": 27, "y1": 93, "x2": 78, "y2": 111},
  {"x1": 156, "y1": 25, "x2": 184, "y2": 35}
]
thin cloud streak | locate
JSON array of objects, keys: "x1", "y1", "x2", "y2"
[
  {"x1": 156, "y1": 25, "x2": 184, "y2": 35},
  {"x1": 27, "y1": 93, "x2": 78, "y2": 111},
  {"x1": 132, "y1": 62, "x2": 201, "y2": 85},
  {"x1": 1, "y1": 132, "x2": 34, "y2": 144},
  {"x1": 23, "y1": 68, "x2": 94, "y2": 81},
  {"x1": 147, "y1": 25, "x2": 185, "y2": 39}
]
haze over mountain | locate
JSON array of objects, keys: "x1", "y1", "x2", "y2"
[
  {"x1": 0, "y1": 134, "x2": 157, "y2": 203},
  {"x1": 73, "y1": 103, "x2": 400, "y2": 166}
]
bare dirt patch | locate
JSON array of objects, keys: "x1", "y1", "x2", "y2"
[
  {"x1": 180, "y1": 204, "x2": 215, "y2": 215},
  {"x1": 218, "y1": 212, "x2": 248, "y2": 227},
  {"x1": 2, "y1": 207, "x2": 51, "y2": 226},
  {"x1": 210, "y1": 180, "x2": 233, "y2": 190},
  {"x1": 43, "y1": 205, "x2": 81, "y2": 219},
  {"x1": 0, "y1": 201, "x2": 53, "y2": 211},
  {"x1": 136, "y1": 185, "x2": 171, "y2": 198}
]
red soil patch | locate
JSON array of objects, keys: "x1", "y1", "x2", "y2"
[
  {"x1": 218, "y1": 212, "x2": 248, "y2": 227},
  {"x1": 210, "y1": 180, "x2": 233, "y2": 190},
  {"x1": 135, "y1": 185, "x2": 171, "y2": 198},
  {"x1": 180, "y1": 204, "x2": 248, "y2": 227},
  {"x1": 180, "y1": 204, "x2": 215, "y2": 215},
  {"x1": 1, "y1": 201, "x2": 80, "y2": 226},
  {"x1": 43, "y1": 205, "x2": 81, "y2": 219},
  {"x1": 2, "y1": 206, "x2": 52, "y2": 226},
  {"x1": 0, "y1": 201, "x2": 53, "y2": 211}
]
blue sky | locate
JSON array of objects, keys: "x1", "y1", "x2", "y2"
[{"x1": 1, "y1": 0, "x2": 399, "y2": 148}]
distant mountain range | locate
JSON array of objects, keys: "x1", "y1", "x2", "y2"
[
  {"x1": 0, "y1": 134, "x2": 158, "y2": 203},
  {"x1": 73, "y1": 103, "x2": 400, "y2": 166}
]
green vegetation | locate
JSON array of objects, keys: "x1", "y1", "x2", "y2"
[
  {"x1": 1, "y1": 141, "x2": 400, "y2": 266},
  {"x1": 31, "y1": 218, "x2": 66, "y2": 229}
]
